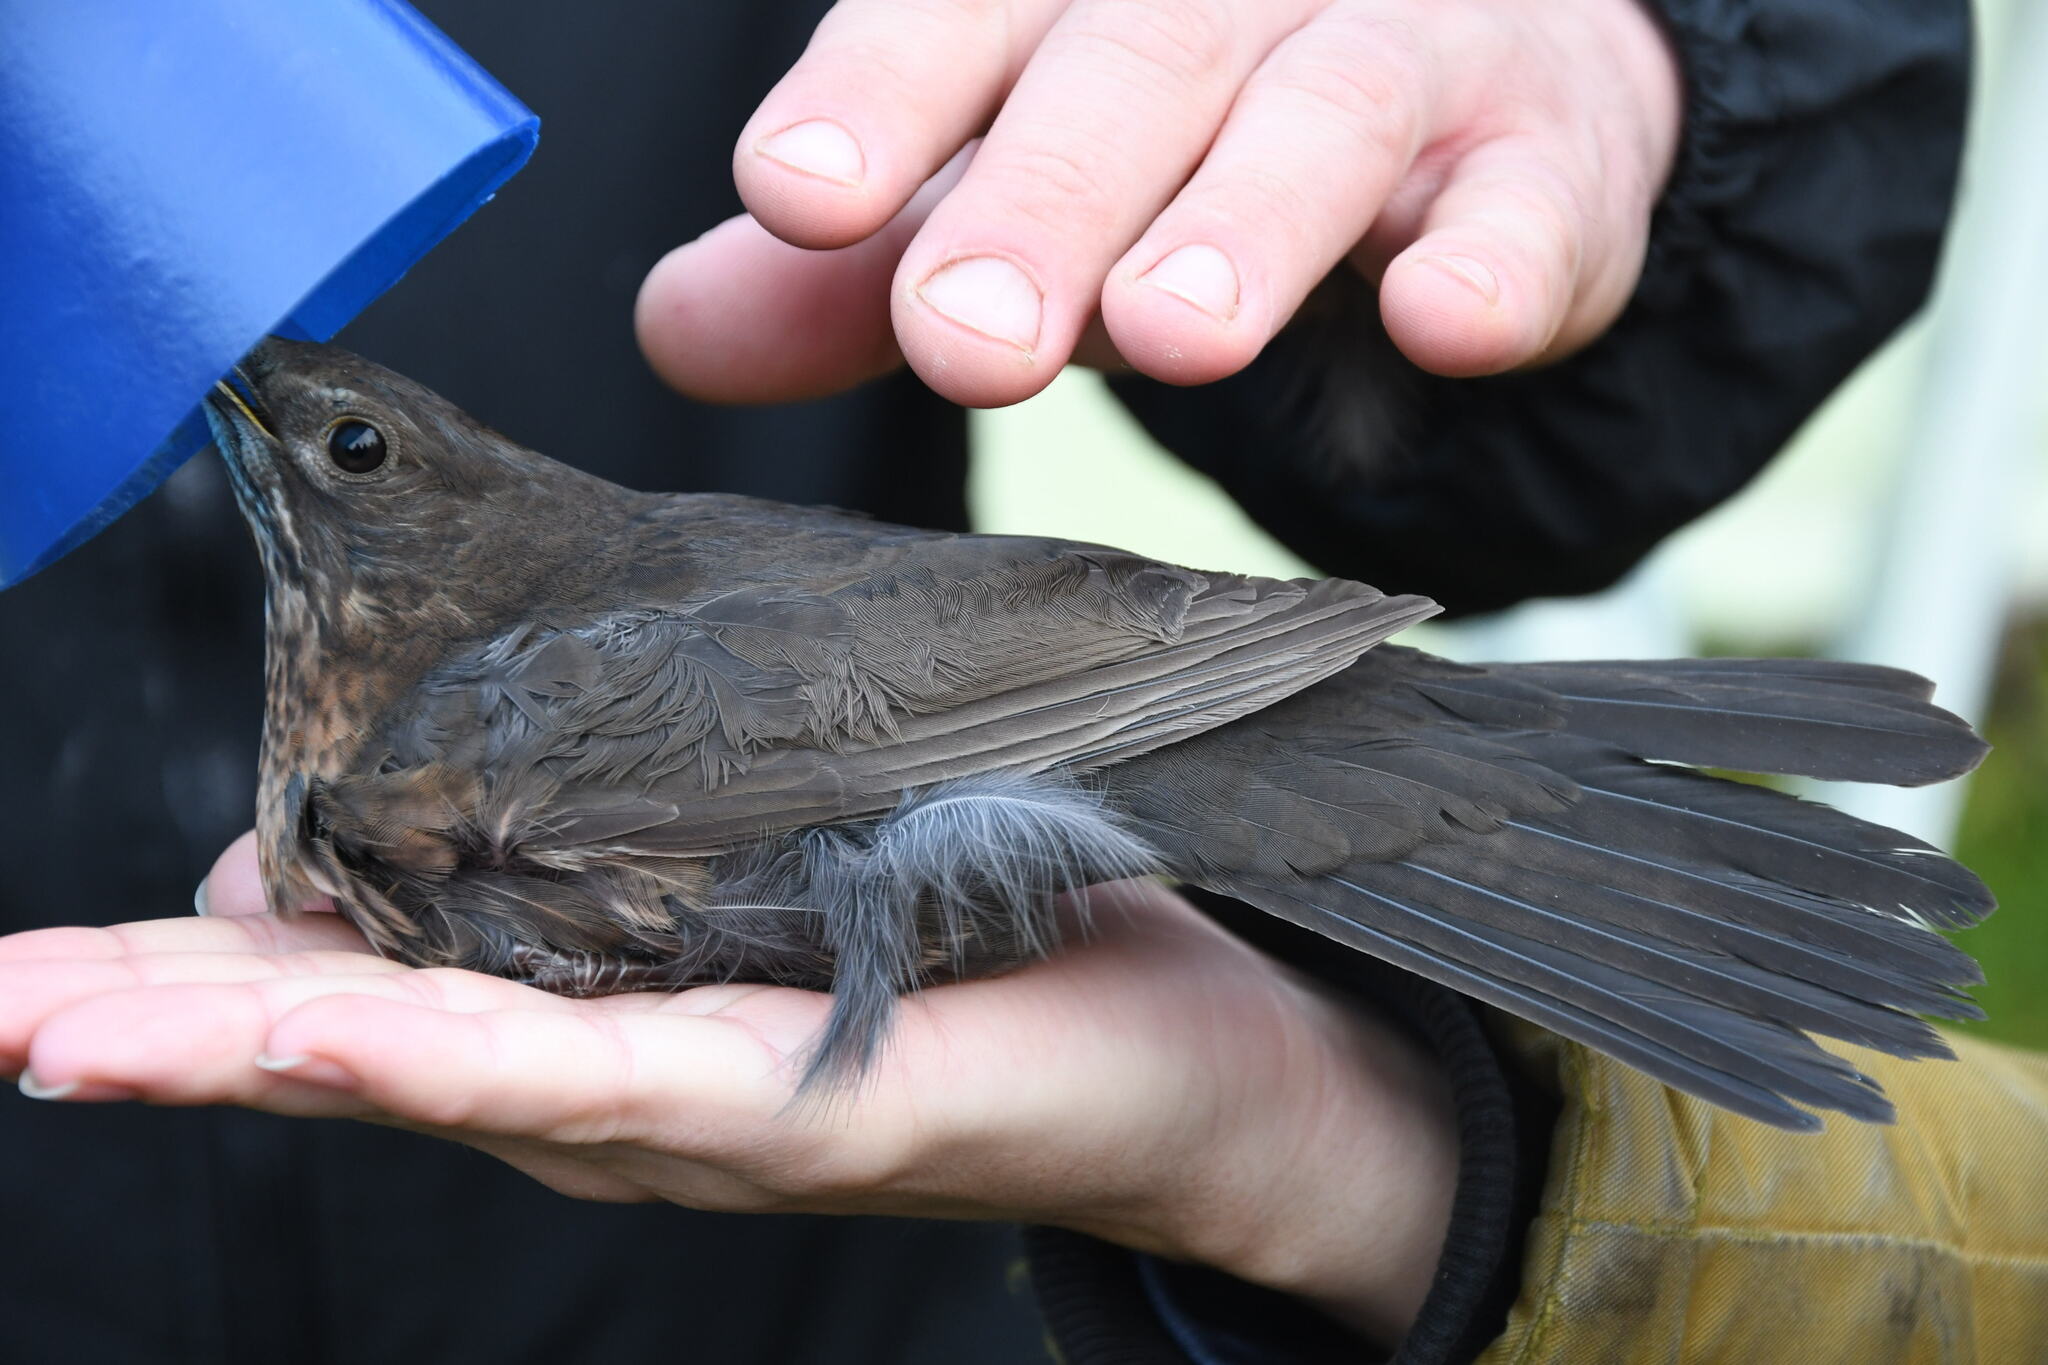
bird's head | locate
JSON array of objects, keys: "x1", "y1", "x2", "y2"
[
  {"x1": 204, "y1": 339, "x2": 650, "y2": 913},
  {"x1": 202, "y1": 337, "x2": 619, "y2": 646}
]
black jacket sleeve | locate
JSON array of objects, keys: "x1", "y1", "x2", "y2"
[{"x1": 1107, "y1": 0, "x2": 1970, "y2": 617}]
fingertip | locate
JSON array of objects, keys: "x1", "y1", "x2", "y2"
[
  {"x1": 892, "y1": 260, "x2": 1062, "y2": 409},
  {"x1": 730, "y1": 0, "x2": 1007, "y2": 252},
  {"x1": 1102, "y1": 320, "x2": 1256, "y2": 389},
  {"x1": 16, "y1": 1070, "x2": 86, "y2": 1102},
  {"x1": 736, "y1": 118, "x2": 897, "y2": 251},
  {"x1": 638, "y1": 209, "x2": 918, "y2": 405},
  {"x1": 201, "y1": 831, "x2": 271, "y2": 918},
  {"x1": 753, "y1": 118, "x2": 866, "y2": 189},
  {"x1": 636, "y1": 225, "x2": 874, "y2": 405},
  {"x1": 1136, "y1": 244, "x2": 1242, "y2": 325},
  {"x1": 26, "y1": 982, "x2": 261, "y2": 1098},
  {"x1": 1105, "y1": 288, "x2": 1261, "y2": 388},
  {"x1": 633, "y1": 236, "x2": 715, "y2": 395},
  {"x1": 1379, "y1": 249, "x2": 1548, "y2": 378},
  {"x1": 891, "y1": 326, "x2": 1059, "y2": 409},
  {"x1": 1101, "y1": 252, "x2": 1264, "y2": 388},
  {"x1": 252, "y1": 1050, "x2": 360, "y2": 1090}
]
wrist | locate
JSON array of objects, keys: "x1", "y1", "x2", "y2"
[
  {"x1": 1591, "y1": 0, "x2": 1686, "y2": 192},
  {"x1": 1154, "y1": 972, "x2": 1460, "y2": 1347}
]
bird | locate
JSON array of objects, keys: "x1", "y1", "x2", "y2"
[{"x1": 201, "y1": 337, "x2": 1996, "y2": 1131}]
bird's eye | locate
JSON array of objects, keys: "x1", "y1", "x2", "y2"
[{"x1": 326, "y1": 419, "x2": 388, "y2": 474}]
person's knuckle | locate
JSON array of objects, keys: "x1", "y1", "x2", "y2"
[
  {"x1": 396, "y1": 969, "x2": 467, "y2": 1012},
  {"x1": 1197, "y1": 162, "x2": 1318, "y2": 250},
  {"x1": 1270, "y1": 19, "x2": 1427, "y2": 151},
  {"x1": 1585, "y1": 111, "x2": 1660, "y2": 215},
  {"x1": 915, "y1": 0, "x2": 1008, "y2": 24},
  {"x1": 990, "y1": 138, "x2": 1126, "y2": 232},
  {"x1": 569, "y1": 1013, "x2": 642, "y2": 1137},
  {"x1": 410, "y1": 966, "x2": 474, "y2": 996},
  {"x1": 1070, "y1": 0, "x2": 1237, "y2": 86},
  {"x1": 408, "y1": 1083, "x2": 482, "y2": 1130},
  {"x1": 239, "y1": 916, "x2": 292, "y2": 955},
  {"x1": 806, "y1": 0, "x2": 1007, "y2": 102},
  {"x1": 270, "y1": 950, "x2": 335, "y2": 979},
  {"x1": 824, "y1": 37, "x2": 928, "y2": 112},
  {"x1": 825, "y1": 0, "x2": 999, "y2": 47},
  {"x1": 1496, "y1": 171, "x2": 1584, "y2": 271}
]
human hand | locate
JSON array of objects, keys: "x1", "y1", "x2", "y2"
[
  {"x1": 4, "y1": 836, "x2": 1457, "y2": 1346},
  {"x1": 637, "y1": 0, "x2": 1681, "y2": 408}
]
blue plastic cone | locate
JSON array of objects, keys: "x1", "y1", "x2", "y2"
[{"x1": 0, "y1": 0, "x2": 539, "y2": 585}]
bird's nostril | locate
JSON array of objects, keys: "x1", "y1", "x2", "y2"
[{"x1": 241, "y1": 335, "x2": 290, "y2": 379}]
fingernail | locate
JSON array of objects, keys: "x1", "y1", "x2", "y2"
[
  {"x1": 1139, "y1": 244, "x2": 1239, "y2": 321},
  {"x1": 917, "y1": 256, "x2": 1043, "y2": 353},
  {"x1": 754, "y1": 119, "x2": 865, "y2": 187},
  {"x1": 1424, "y1": 255, "x2": 1499, "y2": 305},
  {"x1": 255, "y1": 1053, "x2": 358, "y2": 1088},
  {"x1": 194, "y1": 877, "x2": 211, "y2": 917},
  {"x1": 17, "y1": 1073, "x2": 133, "y2": 1102},
  {"x1": 18, "y1": 1071, "x2": 79, "y2": 1101}
]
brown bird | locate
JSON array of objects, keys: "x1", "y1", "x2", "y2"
[{"x1": 202, "y1": 338, "x2": 1994, "y2": 1130}]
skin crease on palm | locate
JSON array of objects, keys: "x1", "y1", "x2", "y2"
[{"x1": 3, "y1": 0, "x2": 1680, "y2": 1348}]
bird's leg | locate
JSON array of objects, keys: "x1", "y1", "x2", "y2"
[{"x1": 505, "y1": 943, "x2": 681, "y2": 998}]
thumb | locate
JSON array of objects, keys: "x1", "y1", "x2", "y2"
[
  {"x1": 195, "y1": 830, "x2": 335, "y2": 918},
  {"x1": 636, "y1": 146, "x2": 970, "y2": 405},
  {"x1": 195, "y1": 830, "x2": 266, "y2": 917}
]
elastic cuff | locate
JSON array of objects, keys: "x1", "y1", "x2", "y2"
[
  {"x1": 1024, "y1": 1224, "x2": 1189, "y2": 1365},
  {"x1": 1630, "y1": 0, "x2": 1756, "y2": 301},
  {"x1": 1026, "y1": 897, "x2": 1552, "y2": 1365}
]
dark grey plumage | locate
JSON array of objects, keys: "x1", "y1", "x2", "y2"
[{"x1": 204, "y1": 339, "x2": 1994, "y2": 1127}]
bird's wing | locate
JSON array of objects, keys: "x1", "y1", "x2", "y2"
[
  {"x1": 1109, "y1": 646, "x2": 1994, "y2": 1129},
  {"x1": 374, "y1": 534, "x2": 1438, "y2": 860}
]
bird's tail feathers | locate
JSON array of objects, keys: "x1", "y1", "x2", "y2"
[
  {"x1": 1118, "y1": 653, "x2": 1994, "y2": 1129},
  {"x1": 1474, "y1": 656, "x2": 1988, "y2": 786}
]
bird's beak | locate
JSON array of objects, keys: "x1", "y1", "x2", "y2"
[{"x1": 207, "y1": 365, "x2": 276, "y2": 443}]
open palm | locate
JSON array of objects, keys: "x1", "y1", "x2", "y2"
[{"x1": 1, "y1": 836, "x2": 1456, "y2": 1343}]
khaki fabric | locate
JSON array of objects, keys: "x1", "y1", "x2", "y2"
[{"x1": 1479, "y1": 1024, "x2": 2048, "y2": 1364}]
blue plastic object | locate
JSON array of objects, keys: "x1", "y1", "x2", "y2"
[{"x1": 0, "y1": 0, "x2": 539, "y2": 586}]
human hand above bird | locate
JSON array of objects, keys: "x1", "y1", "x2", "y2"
[
  {"x1": 636, "y1": 0, "x2": 1683, "y2": 407},
  {"x1": 1, "y1": 843, "x2": 1457, "y2": 1348}
]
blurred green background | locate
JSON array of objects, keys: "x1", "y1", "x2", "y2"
[{"x1": 966, "y1": 0, "x2": 2048, "y2": 1049}]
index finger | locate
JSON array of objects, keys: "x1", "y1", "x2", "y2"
[
  {"x1": 736, "y1": 0, "x2": 1062, "y2": 249},
  {"x1": 197, "y1": 829, "x2": 337, "y2": 918}
]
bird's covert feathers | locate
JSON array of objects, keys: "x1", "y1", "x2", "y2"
[{"x1": 203, "y1": 338, "x2": 1996, "y2": 1129}]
